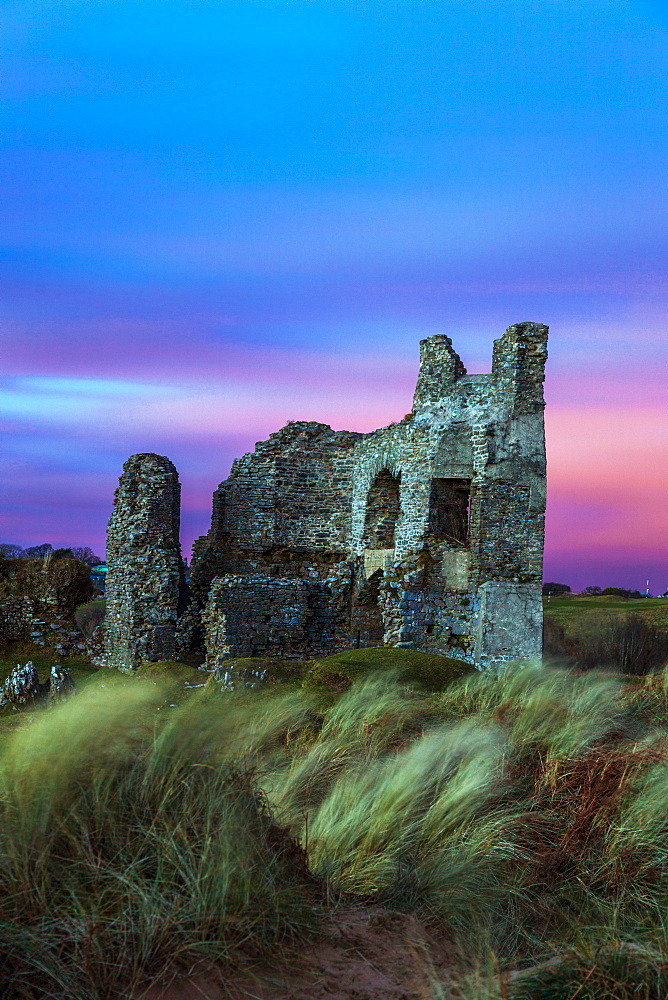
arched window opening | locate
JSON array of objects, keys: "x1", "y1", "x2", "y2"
[
  {"x1": 428, "y1": 478, "x2": 471, "y2": 546},
  {"x1": 363, "y1": 470, "x2": 401, "y2": 549}
]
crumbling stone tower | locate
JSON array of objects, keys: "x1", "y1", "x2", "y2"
[
  {"x1": 105, "y1": 453, "x2": 187, "y2": 670},
  {"x1": 105, "y1": 321, "x2": 548, "y2": 670}
]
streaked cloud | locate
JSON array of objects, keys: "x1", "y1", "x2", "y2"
[{"x1": 1, "y1": 0, "x2": 665, "y2": 592}]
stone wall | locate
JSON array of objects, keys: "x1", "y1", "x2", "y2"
[
  {"x1": 0, "y1": 596, "x2": 88, "y2": 656},
  {"x1": 105, "y1": 321, "x2": 548, "y2": 671},
  {"x1": 189, "y1": 422, "x2": 361, "y2": 601},
  {"x1": 104, "y1": 453, "x2": 187, "y2": 671},
  {"x1": 202, "y1": 574, "x2": 340, "y2": 668}
]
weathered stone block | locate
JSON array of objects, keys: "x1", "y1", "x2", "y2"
[{"x1": 474, "y1": 581, "x2": 543, "y2": 667}]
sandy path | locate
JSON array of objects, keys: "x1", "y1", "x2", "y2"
[{"x1": 140, "y1": 906, "x2": 454, "y2": 1000}]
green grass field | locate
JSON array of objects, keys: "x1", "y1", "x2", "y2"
[{"x1": 544, "y1": 595, "x2": 668, "y2": 637}]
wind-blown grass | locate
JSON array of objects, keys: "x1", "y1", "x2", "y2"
[
  {"x1": 0, "y1": 684, "x2": 317, "y2": 1000},
  {"x1": 258, "y1": 664, "x2": 668, "y2": 981},
  {"x1": 4, "y1": 658, "x2": 668, "y2": 997}
]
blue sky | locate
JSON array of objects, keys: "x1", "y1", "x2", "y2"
[{"x1": 1, "y1": 0, "x2": 666, "y2": 590}]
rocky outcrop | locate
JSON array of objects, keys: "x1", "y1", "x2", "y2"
[
  {"x1": 0, "y1": 661, "x2": 42, "y2": 706},
  {"x1": 0, "y1": 662, "x2": 76, "y2": 707},
  {"x1": 48, "y1": 664, "x2": 76, "y2": 702}
]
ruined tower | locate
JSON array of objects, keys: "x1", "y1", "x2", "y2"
[
  {"x1": 105, "y1": 322, "x2": 548, "y2": 670},
  {"x1": 104, "y1": 453, "x2": 186, "y2": 670}
]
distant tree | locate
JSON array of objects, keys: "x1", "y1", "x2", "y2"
[
  {"x1": 52, "y1": 547, "x2": 74, "y2": 560},
  {"x1": 71, "y1": 546, "x2": 102, "y2": 566},
  {"x1": 602, "y1": 587, "x2": 635, "y2": 598},
  {"x1": 23, "y1": 544, "x2": 53, "y2": 559},
  {"x1": 583, "y1": 586, "x2": 603, "y2": 596},
  {"x1": 0, "y1": 544, "x2": 23, "y2": 558},
  {"x1": 542, "y1": 582, "x2": 571, "y2": 596}
]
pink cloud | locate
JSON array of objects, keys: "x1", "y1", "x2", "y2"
[{"x1": 3, "y1": 320, "x2": 665, "y2": 590}]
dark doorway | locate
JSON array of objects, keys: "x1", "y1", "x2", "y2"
[
  {"x1": 351, "y1": 570, "x2": 385, "y2": 647},
  {"x1": 428, "y1": 478, "x2": 471, "y2": 545}
]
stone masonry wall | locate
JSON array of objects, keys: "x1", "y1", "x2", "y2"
[
  {"x1": 202, "y1": 574, "x2": 341, "y2": 668},
  {"x1": 105, "y1": 454, "x2": 187, "y2": 671},
  {"x1": 189, "y1": 422, "x2": 361, "y2": 605}
]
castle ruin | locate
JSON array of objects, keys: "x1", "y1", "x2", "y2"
[{"x1": 105, "y1": 321, "x2": 548, "y2": 670}]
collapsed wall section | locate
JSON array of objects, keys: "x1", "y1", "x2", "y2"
[
  {"x1": 104, "y1": 453, "x2": 186, "y2": 671},
  {"x1": 189, "y1": 421, "x2": 361, "y2": 601}
]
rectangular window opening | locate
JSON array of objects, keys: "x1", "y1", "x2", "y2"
[{"x1": 428, "y1": 478, "x2": 471, "y2": 546}]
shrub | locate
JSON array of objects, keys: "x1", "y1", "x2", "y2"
[
  {"x1": 75, "y1": 600, "x2": 106, "y2": 638},
  {"x1": 0, "y1": 554, "x2": 11, "y2": 582},
  {"x1": 46, "y1": 558, "x2": 95, "y2": 612},
  {"x1": 542, "y1": 617, "x2": 571, "y2": 660},
  {"x1": 575, "y1": 614, "x2": 668, "y2": 676},
  {"x1": 52, "y1": 547, "x2": 74, "y2": 559}
]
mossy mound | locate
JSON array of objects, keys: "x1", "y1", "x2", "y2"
[
  {"x1": 136, "y1": 661, "x2": 205, "y2": 685},
  {"x1": 305, "y1": 646, "x2": 473, "y2": 694},
  {"x1": 204, "y1": 648, "x2": 474, "y2": 696}
]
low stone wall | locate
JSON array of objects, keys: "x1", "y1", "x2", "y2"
[
  {"x1": 0, "y1": 596, "x2": 88, "y2": 656},
  {"x1": 203, "y1": 574, "x2": 338, "y2": 668}
]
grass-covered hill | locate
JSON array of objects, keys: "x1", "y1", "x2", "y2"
[{"x1": 3, "y1": 644, "x2": 668, "y2": 998}]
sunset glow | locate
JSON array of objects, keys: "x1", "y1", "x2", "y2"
[{"x1": 1, "y1": 0, "x2": 666, "y2": 592}]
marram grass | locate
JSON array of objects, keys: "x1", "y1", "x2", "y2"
[
  {"x1": 0, "y1": 683, "x2": 318, "y2": 1000},
  {"x1": 3, "y1": 662, "x2": 668, "y2": 997}
]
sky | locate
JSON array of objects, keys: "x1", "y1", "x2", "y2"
[{"x1": 1, "y1": 0, "x2": 666, "y2": 593}]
